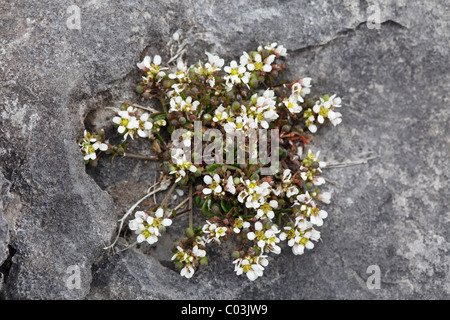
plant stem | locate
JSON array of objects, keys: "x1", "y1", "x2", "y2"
[
  {"x1": 162, "y1": 183, "x2": 177, "y2": 210},
  {"x1": 123, "y1": 153, "x2": 159, "y2": 161},
  {"x1": 223, "y1": 164, "x2": 244, "y2": 176},
  {"x1": 189, "y1": 184, "x2": 193, "y2": 229}
]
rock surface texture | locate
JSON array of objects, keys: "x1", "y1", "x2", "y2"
[{"x1": 0, "y1": 0, "x2": 449, "y2": 299}]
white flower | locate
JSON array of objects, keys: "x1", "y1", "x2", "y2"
[
  {"x1": 273, "y1": 169, "x2": 299, "y2": 199},
  {"x1": 224, "y1": 60, "x2": 250, "y2": 88},
  {"x1": 129, "y1": 207, "x2": 172, "y2": 245},
  {"x1": 225, "y1": 176, "x2": 236, "y2": 194},
  {"x1": 79, "y1": 130, "x2": 108, "y2": 161},
  {"x1": 181, "y1": 130, "x2": 193, "y2": 147},
  {"x1": 291, "y1": 78, "x2": 312, "y2": 101},
  {"x1": 232, "y1": 217, "x2": 250, "y2": 234},
  {"x1": 137, "y1": 112, "x2": 154, "y2": 138},
  {"x1": 193, "y1": 245, "x2": 206, "y2": 258},
  {"x1": 172, "y1": 244, "x2": 206, "y2": 279},
  {"x1": 212, "y1": 105, "x2": 228, "y2": 123},
  {"x1": 169, "y1": 96, "x2": 200, "y2": 113},
  {"x1": 223, "y1": 116, "x2": 247, "y2": 135},
  {"x1": 168, "y1": 59, "x2": 189, "y2": 82},
  {"x1": 310, "y1": 209, "x2": 328, "y2": 227},
  {"x1": 264, "y1": 42, "x2": 287, "y2": 57},
  {"x1": 202, "y1": 221, "x2": 227, "y2": 244},
  {"x1": 112, "y1": 106, "x2": 141, "y2": 140},
  {"x1": 312, "y1": 95, "x2": 342, "y2": 126},
  {"x1": 313, "y1": 176, "x2": 326, "y2": 186},
  {"x1": 296, "y1": 191, "x2": 313, "y2": 205},
  {"x1": 247, "y1": 222, "x2": 281, "y2": 254},
  {"x1": 317, "y1": 191, "x2": 331, "y2": 204},
  {"x1": 180, "y1": 264, "x2": 195, "y2": 279},
  {"x1": 244, "y1": 53, "x2": 275, "y2": 73},
  {"x1": 238, "y1": 179, "x2": 272, "y2": 210},
  {"x1": 233, "y1": 254, "x2": 268, "y2": 281},
  {"x1": 202, "y1": 174, "x2": 223, "y2": 195},
  {"x1": 256, "y1": 200, "x2": 278, "y2": 220},
  {"x1": 169, "y1": 148, "x2": 197, "y2": 183},
  {"x1": 281, "y1": 228, "x2": 316, "y2": 256},
  {"x1": 283, "y1": 95, "x2": 302, "y2": 114},
  {"x1": 205, "y1": 52, "x2": 225, "y2": 72},
  {"x1": 137, "y1": 55, "x2": 166, "y2": 81},
  {"x1": 137, "y1": 56, "x2": 152, "y2": 70}
]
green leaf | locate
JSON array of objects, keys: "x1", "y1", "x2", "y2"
[
  {"x1": 220, "y1": 199, "x2": 233, "y2": 213},
  {"x1": 201, "y1": 197, "x2": 214, "y2": 217},
  {"x1": 205, "y1": 164, "x2": 221, "y2": 173},
  {"x1": 152, "y1": 113, "x2": 167, "y2": 121},
  {"x1": 194, "y1": 195, "x2": 203, "y2": 208}
]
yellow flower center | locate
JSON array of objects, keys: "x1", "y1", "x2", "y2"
[
  {"x1": 319, "y1": 107, "x2": 329, "y2": 117},
  {"x1": 299, "y1": 237, "x2": 309, "y2": 246},
  {"x1": 243, "y1": 264, "x2": 252, "y2": 273},
  {"x1": 141, "y1": 229, "x2": 151, "y2": 239},
  {"x1": 120, "y1": 118, "x2": 129, "y2": 127},
  {"x1": 254, "y1": 62, "x2": 263, "y2": 71}
]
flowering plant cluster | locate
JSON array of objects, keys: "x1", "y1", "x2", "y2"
[{"x1": 79, "y1": 39, "x2": 342, "y2": 281}]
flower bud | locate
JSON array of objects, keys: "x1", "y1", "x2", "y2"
[
  {"x1": 199, "y1": 256, "x2": 208, "y2": 267},
  {"x1": 249, "y1": 78, "x2": 259, "y2": 88},
  {"x1": 282, "y1": 124, "x2": 291, "y2": 133},
  {"x1": 231, "y1": 250, "x2": 240, "y2": 259},
  {"x1": 174, "y1": 261, "x2": 183, "y2": 271},
  {"x1": 135, "y1": 85, "x2": 144, "y2": 94},
  {"x1": 184, "y1": 228, "x2": 194, "y2": 238},
  {"x1": 202, "y1": 113, "x2": 212, "y2": 122}
]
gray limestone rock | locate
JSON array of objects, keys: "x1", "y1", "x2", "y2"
[{"x1": 0, "y1": 0, "x2": 449, "y2": 299}]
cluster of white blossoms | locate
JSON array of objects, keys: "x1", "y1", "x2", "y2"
[
  {"x1": 169, "y1": 148, "x2": 198, "y2": 183},
  {"x1": 128, "y1": 207, "x2": 172, "y2": 245},
  {"x1": 78, "y1": 130, "x2": 108, "y2": 161},
  {"x1": 247, "y1": 221, "x2": 281, "y2": 254},
  {"x1": 171, "y1": 244, "x2": 207, "y2": 279},
  {"x1": 237, "y1": 179, "x2": 272, "y2": 210},
  {"x1": 82, "y1": 40, "x2": 345, "y2": 282},
  {"x1": 279, "y1": 224, "x2": 321, "y2": 256},
  {"x1": 312, "y1": 94, "x2": 343, "y2": 127},
  {"x1": 201, "y1": 220, "x2": 228, "y2": 244},
  {"x1": 169, "y1": 95, "x2": 200, "y2": 113},
  {"x1": 112, "y1": 105, "x2": 156, "y2": 140},
  {"x1": 282, "y1": 78, "x2": 312, "y2": 114},
  {"x1": 137, "y1": 54, "x2": 167, "y2": 84},
  {"x1": 223, "y1": 89, "x2": 278, "y2": 134},
  {"x1": 233, "y1": 253, "x2": 269, "y2": 281}
]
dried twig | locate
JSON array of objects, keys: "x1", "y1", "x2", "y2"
[
  {"x1": 104, "y1": 185, "x2": 163, "y2": 251},
  {"x1": 123, "y1": 153, "x2": 159, "y2": 161},
  {"x1": 324, "y1": 153, "x2": 378, "y2": 169}
]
